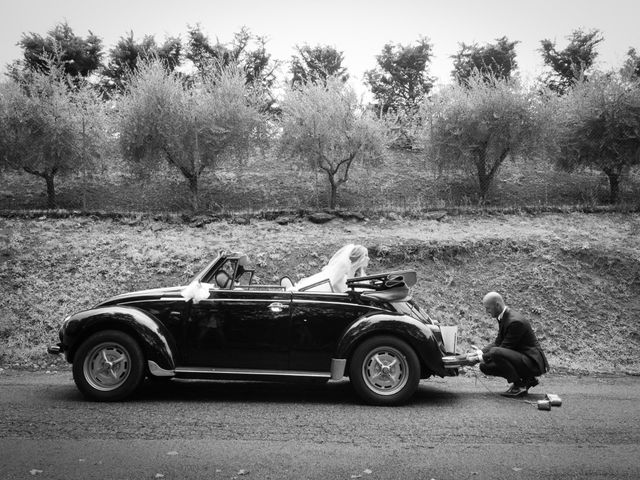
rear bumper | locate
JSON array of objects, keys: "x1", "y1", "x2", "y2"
[
  {"x1": 47, "y1": 343, "x2": 63, "y2": 355},
  {"x1": 440, "y1": 353, "x2": 479, "y2": 377},
  {"x1": 442, "y1": 353, "x2": 477, "y2": 368}
]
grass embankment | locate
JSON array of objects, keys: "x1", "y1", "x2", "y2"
[{"x1": 1, "y1": 212, "x2": 639, "y2": 374}]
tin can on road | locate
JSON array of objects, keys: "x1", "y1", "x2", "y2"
[
  {"x1": 546, "y1": 394, "x2": 562, "y2": 406},
  {"x1": 537, "y1": 399, "x2": 551, "y2": 410}
]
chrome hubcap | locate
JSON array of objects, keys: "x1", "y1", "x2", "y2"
[
  {"x1": 362, "y1": 346, "x2": 408, "y2": 396},
  {"x1": 83, "y1": 342, "x2": 131, "y2": 391}
]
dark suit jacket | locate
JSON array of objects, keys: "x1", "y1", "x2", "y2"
[{"x1": 482, "y1": 308, "x2": 549, "y2": 375}]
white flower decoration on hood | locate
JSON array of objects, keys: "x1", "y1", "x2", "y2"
[{"x1": 181, "y1": 280, "x2": 211, "y2": 303}]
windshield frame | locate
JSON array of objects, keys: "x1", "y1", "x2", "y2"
[{"x1": 190, "y1": 253, "x2": 225, "y2": 284}]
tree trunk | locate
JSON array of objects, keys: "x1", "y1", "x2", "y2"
[
  {"x1": 606, "y1": 171, "x2": 621, "y2": 204},
  {"x1": 324, "y1": 155, "x2": 356, "y2": 210},
  {"x1": 475, "y1": 146, "x2": 508, "y2": 203},
  {"x1": 188, "y1": 174, "x2": 199, "y2": 212},
  {"x1": 45, "y1": 174, "x2": 56, "y2": 209},
  {"x1": 475, "y1": 153, "x2": 491, "y2": 202},
  {"x1": 23, "y1": 167, "x2": 57, "y2": 209},
  {"x1": 328, "y1": 178, "x2": 338, "y2": 210}
]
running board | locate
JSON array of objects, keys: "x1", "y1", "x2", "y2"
[
  {"x1": 173, "y1": 367, "x2": 332, "y2": 381},
  {"x1": 149, "y1": 358, "x2": 346, "y2": 381}
]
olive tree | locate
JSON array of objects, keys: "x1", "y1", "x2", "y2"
[
  {"x1": 553, "y1": 73, "x2": 640, "y2": 203},
  {"x1": 279, "y1": 77, "x2": 386, "y2": 209},
  {"x1": 422, "y1": 74, "x2": 544, "y2": 201},
  {"x1": 0, "y1": 82, "x2": 23, "y2": 183},
  {"x1": 118, "y1": 60, "x2": 262, "y2": 211},
  {"x1": 0, "y1": 64, "x2": 104, "y2": 208}
]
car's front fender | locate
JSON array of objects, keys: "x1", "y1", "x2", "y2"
[
  {"x1": 61, "y1": 306, "x2": 176, "y2": 371},
  {"x1": 336, "y1": 313, "x2": 446, "y2": 377}
]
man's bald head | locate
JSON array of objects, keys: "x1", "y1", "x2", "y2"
[{"x1": 483, "y1": 291, "x2": 505, "y2": 318}]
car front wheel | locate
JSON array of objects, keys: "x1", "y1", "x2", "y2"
[
  {"x1": 72, "y1": 330, "x2": 145, "y2": 402},
  {"x1": 349, "y1": 335, "x2": 421, "y2": 405}
]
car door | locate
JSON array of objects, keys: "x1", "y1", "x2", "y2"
[
  {"x1": 289, "y1": 292, "x2": 373, "y2": 372},
  {"x1": 182, "y1": 288, "x2": 291, "y2": 370}
]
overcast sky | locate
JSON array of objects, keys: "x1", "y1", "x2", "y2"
[{"x1": 2, "y1": 0, "x2": 639, "y2": 93}]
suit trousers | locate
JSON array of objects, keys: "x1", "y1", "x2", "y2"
[{"x1": 479, "y1": 347, "x2": 537, "y2": 384}]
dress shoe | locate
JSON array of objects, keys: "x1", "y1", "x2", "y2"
[
  {"x1": 524, "y1": 377, "x2": 539, "y2": 390},
  {"x1": 500, "y1": 384, "x2": 528, "y2": 397}
]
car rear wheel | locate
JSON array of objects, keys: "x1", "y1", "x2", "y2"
[
  {"x1": 349, "y1": 335, "x2": 420, "y2": 405},
  {"x1": 72, "y1": 330, "x2": 145, "y2": 402}
]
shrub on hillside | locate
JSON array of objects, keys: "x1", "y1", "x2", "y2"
[
  {"x1": 421, "y1": 74, "x2": 547, "y2": 202},
  {"x1": 279, "y1": 76, "x2": 386, "y2": 209},
  {"x1": 551, "y1": 73, "x2": 640, "y2": 203},
  {"x1": 118, "y1": 60, "x2": 263, "y2": 211},
  {"x1": 0, "y1": 60, "x2": 105, "y2": 208}
]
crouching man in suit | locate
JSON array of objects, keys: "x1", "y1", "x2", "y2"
[{"x1": 476, "y1": 292, "x2": 549, "y2": 397}]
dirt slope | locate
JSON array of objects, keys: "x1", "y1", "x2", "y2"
[{"x1": 1, "y1": 212, "x2": 639, "y2": 374}]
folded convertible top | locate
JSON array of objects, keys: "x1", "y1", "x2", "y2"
[{"x1": 346, "y1": 271, "x2": 417, "y2": 301}]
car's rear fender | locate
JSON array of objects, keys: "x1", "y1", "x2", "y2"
[
  {"x1": 61, "y1": 306, "x2": 176, "y2": 372},
  {"x1": 336, "y1": 313, "x2": 446, "y2": 377}
]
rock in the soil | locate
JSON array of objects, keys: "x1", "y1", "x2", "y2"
[
  {"x1": 275, "y1": 215, "x2": 296, "y2": 225},
  {"x1": 123, "y1": 217, "x2": 141, "y2": 226},
  {"x1": 190, "y1": 216, "x2": 210, "y2": 228},
  {"x1": 424, "y1": 210, "x2": 447, "y2": 221},
  {"x1": 231, "y1": 216, "x2": 251, "y2": 225},
  {"x1": 308, "y1": 212, "x2": 336, "y2": 224},
  {"x1": 336, "y1": 211, "x2": 366, "y2": 221}
]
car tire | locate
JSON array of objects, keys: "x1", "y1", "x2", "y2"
[
  {"x1": 72, "y1": 330, "x2": 145, "y2": 402},
  {"x1": 349, "y1": 335, "x2": 420, "y2": 406}
]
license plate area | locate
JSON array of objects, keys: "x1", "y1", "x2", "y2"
[{"x1": 439, "y1": 325, "x2": 458, "y2": 354}]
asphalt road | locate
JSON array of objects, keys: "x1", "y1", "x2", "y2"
[{"x1": 0, "y1": 370, "x2": 638, "y2": 480}]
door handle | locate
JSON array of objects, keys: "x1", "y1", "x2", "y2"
[{"x1": 268, "y1": 302, "x2": 289, "y2": 313}]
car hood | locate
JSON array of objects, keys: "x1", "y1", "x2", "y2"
[{"x1": 95, "y1": 286, "x2": 185, "y2": 307}]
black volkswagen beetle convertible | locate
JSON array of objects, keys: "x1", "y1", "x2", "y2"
[{"x1": 48, "y1": 250, "x2": 469, "y2": 405}]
